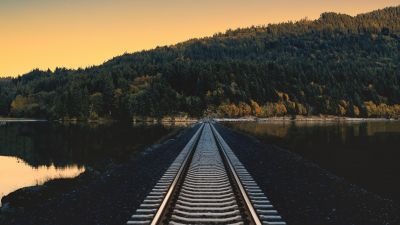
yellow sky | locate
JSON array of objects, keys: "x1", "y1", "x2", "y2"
[{"x1": 0, "y1": 0, "x2": 398, "y2": 77}]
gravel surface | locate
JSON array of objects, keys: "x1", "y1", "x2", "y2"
[
  {"x1": 0, "y1": 124, "x2": 199, "y2": 225},
  {"x1": 214, "y1": 123, "x2": 400, "y2": 225}
]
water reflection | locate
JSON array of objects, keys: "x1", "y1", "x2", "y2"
[
  {"x1": 225, "y1": 120, "x2": 400, "y2": 203},
  {"x1": 0, "y1": 121, "x2": 188, "y2": 205},
  {"x1": 0, "y1": 121, "x2": 183, "y2": 168},
  {"x1": 0, "y1": 156, "x2": 84, "y2": 205}
]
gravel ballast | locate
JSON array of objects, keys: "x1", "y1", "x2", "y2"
[{"x1": 214, "y1": 123, "x2": 400, "y2": 225}]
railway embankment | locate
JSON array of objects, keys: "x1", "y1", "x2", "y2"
[{"x1": 1, "y1": 122, "x2": 399, "y2": 225}]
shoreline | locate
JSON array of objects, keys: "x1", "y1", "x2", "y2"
[
  {"x1": 214, "y1": 116, "x2": 398, "y2": 122},
  {"x1": 0, "y1": 118, "x2": 47, "y2": 123},
  {"x1": 2, "y1": 115, "x2": 398, "y2": 124}
]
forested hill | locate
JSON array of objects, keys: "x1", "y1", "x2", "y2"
[{"x1": 1, "y1": 6, "x2": 400, "y2": 120}]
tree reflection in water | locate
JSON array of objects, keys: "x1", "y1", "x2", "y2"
[{"x1": 225, "y1": 120, "x2": 400, "y2": 203}]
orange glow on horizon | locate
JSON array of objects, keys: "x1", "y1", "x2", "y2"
[{"x1": 1, "y1": 0, "x2": 399, "y2": 77}]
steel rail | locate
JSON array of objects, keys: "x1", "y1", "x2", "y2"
[
  {"x1": 148, "y1": 123, "x2": 204, "y2": 225},
  {"x1": 210, "y1": 123, "x2": 263, "y2": 225},
  {"x1": 128, "y1": 122, "x2": 285, "y2": 225}
]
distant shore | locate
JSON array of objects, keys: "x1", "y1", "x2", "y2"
[
  {"x1": 214, "y1": 115, "x2": 398, "y2": 122},
  {"x1": 0, "y1": 118, "x2": 47, "y2": 123},
  {"x1": 1, "y1": 115, "x2": 399, "y2": 124}
]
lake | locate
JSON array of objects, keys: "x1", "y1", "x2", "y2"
[
  {"x1": 0, "y1": 121, "x2": 189, "y2": 204},
  {"x1": 224, "y1": 120, "x2": 400, "y2": 203}
]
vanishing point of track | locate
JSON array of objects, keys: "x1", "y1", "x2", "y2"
[{"x1": 127, "y1": 122, "x2": 286, "y2": 225}]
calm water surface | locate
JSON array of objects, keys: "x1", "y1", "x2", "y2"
[
  {"x1": 225, "y1": 120, "x2": 400, "y2": 203},
  {"x1": 0, "y1": 121, "x2": 190, "y2": 204}
]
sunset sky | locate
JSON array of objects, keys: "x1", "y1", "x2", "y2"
[{"x1": 1, "y1": 0, "x2": 398, "y2": 77}]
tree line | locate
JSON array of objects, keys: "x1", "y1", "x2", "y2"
[{"x1": 1, "y1": 6, "x2": 400, "y2": 120}]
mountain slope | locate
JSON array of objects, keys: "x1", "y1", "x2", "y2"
[{"x1": 1, "y1": 6, "x2": 400, "y2": 119}]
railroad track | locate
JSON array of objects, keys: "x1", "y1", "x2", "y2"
[{"x1": 127, "y1": 122, "x2": 286, "y2": 225}]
